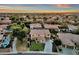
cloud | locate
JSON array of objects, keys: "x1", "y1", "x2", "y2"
[{"x1": 55, "y1": 4, "x2": 71, "y2": 8}]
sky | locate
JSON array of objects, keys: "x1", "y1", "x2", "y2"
[{"x1": 0, "y1": 4, "x2": 79, "y2": 13}]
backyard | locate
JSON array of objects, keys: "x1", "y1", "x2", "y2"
[
  {"x1": 16, "y1": 39, "x2": 29, "y2": 51},
  {"x1": 30, "y1": 42, "x2": 45, "y2": 51}
]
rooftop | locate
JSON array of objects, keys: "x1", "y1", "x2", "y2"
[
  {"x1": 30, "y1": 29, "x2": 51, "y2": 39},
  {"x1": 30, "y1": 29, "x2": 50, "y2": 35},
  {"x1": 30, "y1": 23, "x2": 42, "y2": 29},
  {"x1": 68, "y1": 25, "x2": 78, "y2": 30},
  {"x1": 0, "y1": 25, "x2": 8, "y2": 29},
  {"x1": 44, "y1": 24, "x2": 60, "y2": 29},
  {"x1": 57, "y1": 33, "x2": 79, "y2": 46},
  {"x1": 1, "y1": 19, "x2": 11, "y2": 24}
]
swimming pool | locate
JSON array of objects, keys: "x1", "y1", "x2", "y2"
[{"x1": 1, "y1": 36, "x2": 10, "y2": 48}]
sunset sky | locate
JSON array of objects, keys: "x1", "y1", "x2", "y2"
[{"x1": 0, "y1": 4, "x2": 79, "y2": 13}]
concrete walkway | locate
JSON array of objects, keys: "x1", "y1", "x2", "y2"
[
  {"x1": 12, "y1": 37, "x2": 17, "y2": 53},
  {"x1": 44, "y1": 40, "x2": 53, "y2": 53}
]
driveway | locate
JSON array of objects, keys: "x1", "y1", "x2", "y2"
[{"x1": 44, "y1": 40, "x2": 53, "y2": 53}]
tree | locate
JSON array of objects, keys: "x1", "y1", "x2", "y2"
[
  {"x1": 33, "y1": 16, "x2": 36, "y2": 21},
  {"x1": 22, "y1": 27, "x2": 29, "y2": 33},
  {"x1": 54, "y1": 39, "x2": 62, "y2": 46},
  {"x1": 20, "y1": 23, "x2": 25, "y2": 29},
  {"x1": 1, "y1": 18, "x2": 4, "y2": 20},
  {"x1": 43, "y1": 17, "x2": 48, "y2": 21},
  {"x1": 17, "y1": 21, "x2": 21, "y2": 25},
  {"x1": 72, "y1": 28, "x2": 79, "y2": 34},
  {"x1": 12, "y1": 26, "x2": 22, "y2": 37},
  {"x1": 19, "y1": 17, "x2": 24, "y2": 21},
  {"x1": 6, "y1": 25, "x2": 11, "y2": 30},
  {"x1": 17, "y1": 30, "x2": 26, "y2": 43},
  {"x1": 50, "y1": 29, "x2": 58, "y2": 35},
  {"x1": 10, "y1": 16, "x2": 18, "y2": 23},
  {"x1": 10, "y1": 23, "x2": 30, "y2": 43},
  {"x1": 26, "y1": 15, "x2": 30, "y2": 19},
  {"x1": 17, "y1": 27, "x2": 29, "y2": 43},
  {"x1": 10, "y1": 23, "x2": 21, "y2": 30}
]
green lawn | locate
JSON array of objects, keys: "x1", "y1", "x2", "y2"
[{"x1": 30, "y1": 42, "x2": 45, "y2": 51}]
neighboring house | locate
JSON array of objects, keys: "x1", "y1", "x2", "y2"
[
  {"x1": 36, "y1": 19, "x2": 43, "y2": 22},
  {"x1": 0, "y1": 25, "x2": 8, "y2": 29},
  {"x1": 30, "y1": 29, "x2": 51, "y2": 43},
  {"x1": 46, "y1": 19, "x2": 54, "y2": 22},
  {"x1": 30, "y1": 23, "x2": 42, "y2": 29},
  {"x1": 57, "y1": 33, "x2": 79, "y2": 48},
  {"x1": 0, "y1": 17, "x2": 11, "y2": 25},
  {"x1": 43, "y1": 24, "x2": 60, "y2": 31},
  {"x1": 0, "y1": 24, "x2": 9, "y2": 35}
]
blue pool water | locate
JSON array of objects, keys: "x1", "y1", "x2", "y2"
[{"x1": 1, "y1": 36, "x2": 10, "y2": 48}]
